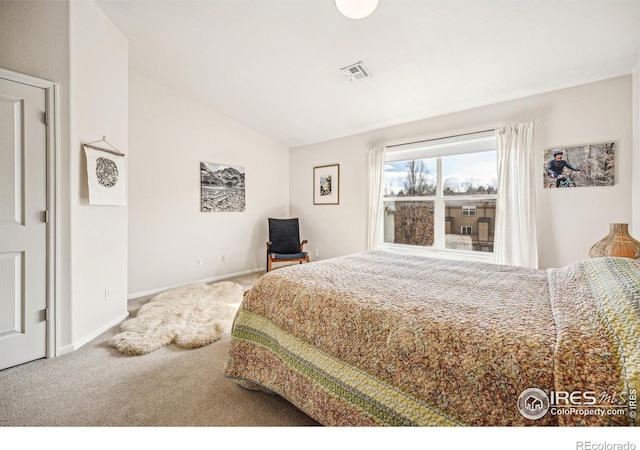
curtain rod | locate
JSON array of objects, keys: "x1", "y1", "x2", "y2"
[{"x1": 386, "y1": 128, "x2": 496, "y2": 150}]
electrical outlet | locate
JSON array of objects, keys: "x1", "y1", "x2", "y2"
[
  {"x1": 104, "y1": 288, "x2": 112, "y2": 300},
  {"x1": 315, "y1": 249, "x2": 319, "y2": 257},
  {"x1": 220, "y1": 255, "x2": 225, "y2": 263},
  {"x1": 196, "y1": 258, "x2": 202, "y2": 267}
]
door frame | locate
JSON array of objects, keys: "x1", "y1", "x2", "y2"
[{"x1": 0, "y1": 68, "x2": 58, "y2": 358}]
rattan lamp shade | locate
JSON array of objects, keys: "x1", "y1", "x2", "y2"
[{"x1": 589, "y1": 223, "x2": 640, "y2": 259}]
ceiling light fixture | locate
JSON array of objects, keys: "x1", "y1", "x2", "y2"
[{"x1": 335, "y1": 0, "x2": 379, "y2": 19}]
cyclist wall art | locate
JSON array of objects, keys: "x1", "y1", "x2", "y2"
[{"x1": 543, "y1": 142, "x2": 614, "y2": 188}]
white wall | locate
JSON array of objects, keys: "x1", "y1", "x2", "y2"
[
  {"x1": 128, "y1": 73, "x2": 290, "y2": 297},
  {"x1": 291, "y1": 76, "x2": 633, "y2": 269},
  {"x1": 69, "y1": 1, "x2": 129, "y2": 348},
  {"x1": 633, "y1": 60, "x2": 640, "y2": 238}
]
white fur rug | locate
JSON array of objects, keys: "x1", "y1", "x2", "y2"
[{"x1": 108, "y1": 281, "x2": 244, "y2": 355}]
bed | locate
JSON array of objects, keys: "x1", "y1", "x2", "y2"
[{"x1": 223, "y1": 250, "x2": 639, "y2": 426}]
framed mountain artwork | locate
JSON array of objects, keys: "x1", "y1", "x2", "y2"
[{"x1": 200, "y1": 162, "x2": 245, "y2": 212}]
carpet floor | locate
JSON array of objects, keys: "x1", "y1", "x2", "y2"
[{"x1": 0, "y1": 272, "x2": 318, "y2": 427}]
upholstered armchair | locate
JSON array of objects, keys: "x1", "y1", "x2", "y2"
[{"x1": 266, "y1": 218, "x2": 309, "y2": 272}]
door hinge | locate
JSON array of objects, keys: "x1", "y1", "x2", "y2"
[
  {"x1": 44, "y1": 210, "x2": 50, "y2": 223},
  {"x1": 45, "y1": 308, "x2": 50, "y2": 321}
]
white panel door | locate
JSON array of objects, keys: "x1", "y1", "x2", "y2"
[{"x1": 0, "y1": 77, "x2": 48, "y2": 370}]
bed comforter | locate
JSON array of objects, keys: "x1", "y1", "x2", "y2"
[{"x1": 223, "y1": 250, "x2": 639, "y2": 426}]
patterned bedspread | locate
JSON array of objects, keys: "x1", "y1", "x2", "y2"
[{"x1": 223, "y1": 250, "x2": 639, "y2": 426}]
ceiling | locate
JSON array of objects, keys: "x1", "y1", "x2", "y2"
[{"x1": 94, "y1": 0, "x2": 640, "y2": 148}]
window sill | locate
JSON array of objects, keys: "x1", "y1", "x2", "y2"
[{"x1": 378, "y1": 243, "x2": 497, "y2": 264}]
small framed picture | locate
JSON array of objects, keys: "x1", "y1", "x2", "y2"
[{"x1": 313, "y1": 164, "x2": 340, "y2": 205}]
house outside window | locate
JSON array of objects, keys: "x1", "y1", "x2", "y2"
[{"x1": 381, "y1": 131, "x2": 497, "y2": 257}]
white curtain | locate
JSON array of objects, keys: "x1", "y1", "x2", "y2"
[
  {"x1": 367, "y1": 147, "x2": 387, "y2": 250},
  {"x1": 494, "y1": 122, "x2": 538, "y2": 268}
]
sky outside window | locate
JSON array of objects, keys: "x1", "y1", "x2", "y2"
[
  {"x1": 383, "y1": 158, "x2": 437, "y2": 196},
  {"x1": 442, "y1": 150, "x2": 497, "y2": 195}
]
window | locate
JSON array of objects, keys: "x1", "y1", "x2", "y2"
[
  {"x1": 382, "y1": 131, "x2": 497, "y2": 255},
  {"x1": 462, "y1": 206, "x2": 476, "y2": 217}
]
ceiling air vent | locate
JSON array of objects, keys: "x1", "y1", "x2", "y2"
[{"x1": 340, "y1": 62, "x2": 371, "y2": 81}]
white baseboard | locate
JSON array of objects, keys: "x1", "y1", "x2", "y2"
[
  {"x1": 127, "y1": 267, "x2": 265, "y2": 300},
  {"x1": 58, "y1": 268, "x2": 266, "y2": 355},
  {"x1": 59, "y1": 311, "x2": 129, "y2": 355}
]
